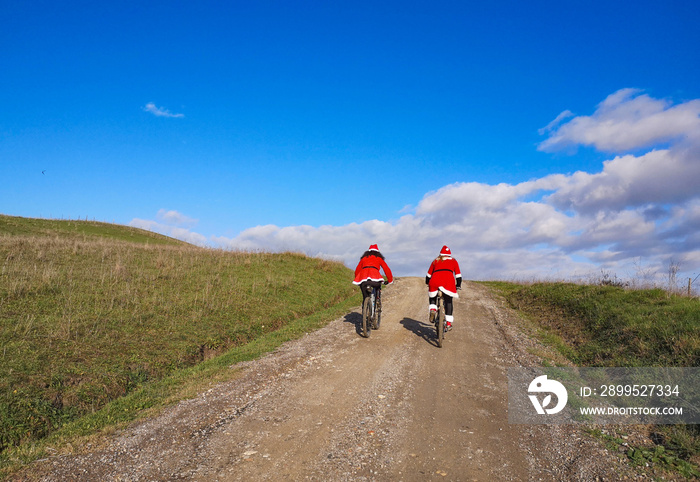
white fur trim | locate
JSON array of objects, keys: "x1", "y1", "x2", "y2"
[
  {"x1": 429, "y1": 287, "x2": 459, "y2": 298},
  {"x1": 429, "y1": 304, "x2": 437, "y2": 311},
  {"x1": 445, "y1": 315, "x2": 454, "y2": 322},
  {"x1": 352, "y1": 276, "x2": 385, "y2": 285},
  {"x1": 440, "y1": 286, "x2": 459, "y2": 298}
]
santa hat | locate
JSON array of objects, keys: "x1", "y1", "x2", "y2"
[
  {"x1": 368, "y1": 244, "x2": 379, "y2": 252},
  {"x1": 440, "y1": 245, "x2": 451, "y2": 256}
]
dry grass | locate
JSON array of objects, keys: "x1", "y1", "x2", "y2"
[{"x1": 0, "y1": 226, "x2": 357, "y2": 458}]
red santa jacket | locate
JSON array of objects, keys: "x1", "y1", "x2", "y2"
[
  {"x1": 353, "y1": 252, "x2": 393, "y2": 285},
  {"x1": 426, "y1": 256, "x2": 461, "y2": 297}
]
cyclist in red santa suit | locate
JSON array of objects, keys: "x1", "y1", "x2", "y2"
[
  {"x1": 353, "y1": 244, "x2": 393, "y2": 302},
  {"x1": 425, "y1": 245, "x2": 462, "y2": 330}
]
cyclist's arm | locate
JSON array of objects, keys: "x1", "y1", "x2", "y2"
[
  {"x1": 426, "y1": 260, "x2": 435, "y2": 285},
  {"x1": 380, "y1": 258, "x2": 393, "y2": 284},
  {"x1": 454, "y1": 259, "x2": 462, "y2": 289}
]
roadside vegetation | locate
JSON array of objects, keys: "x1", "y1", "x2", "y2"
[
  {"x1": 0, "y1": 215, "x2": 359, "y2": 477},
  {"x1": 483, "y1": 280, "x2": 700, "y2": 479}
]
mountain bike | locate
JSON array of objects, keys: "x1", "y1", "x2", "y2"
[
  {"x1": 433, "y1": 290, "x2": 446, "y2": 348},
  {"x1": 361, "y1": 284, "x2": 382, "y2": 338}
]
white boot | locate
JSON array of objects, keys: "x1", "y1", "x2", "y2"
[{"x1": 429, "y1": 304, "x2": 437, "y2": 322}]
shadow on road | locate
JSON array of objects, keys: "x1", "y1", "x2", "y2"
[
  {"x1": 399, "y1": 317, "x2": 438, "y2": 347},
  {"x1": 343, "y1": 312, "x2": 363, "y2": 336}
]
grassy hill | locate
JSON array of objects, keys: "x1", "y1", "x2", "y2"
[
  {"x1": 0, "y1": 215, "x2": 359, "y2": 475},
  {"x1": 0, "y1": 214, "x2": 184, "y2": 245}
]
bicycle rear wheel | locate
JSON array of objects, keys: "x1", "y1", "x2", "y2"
[
  {"x1": 362, "y1": 296, "x2": 371, "y2": 338},
  {"x1": 436, "y1": 295, "x2": 445, "y2": 348},
  {"x1": 372, "y1": 290, "x2": 381, "y2": 330}
]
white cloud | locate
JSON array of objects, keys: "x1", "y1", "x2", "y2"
[
  {"x1": 126, "y1": 91, "x2": 699, "y2": 285},
  {"x1": 538, "y1": 88, "x2": 700, "y2": 153},
  {"x1": 211, "y1": 89, "x2": 700, "y2": 284},
  {"x1": 130, "y1": 210, "x2": 206, "y2": 246},
  {"x1": 143, "y1": 102, "x2": 185, "y2": 118},
  {"x1": 539, "y1": 90, "x2": 700, "y2": 215},
  {"x1": 546, "y1": 147, "x2": 700, "y2": 214},
  {"x1": 156, "y1": 209, "x2": 197, "y2": 228},
  {"x1": 538, "y1": 109, "x2": 574, "y2": 135},
  {"x1": 211, "y1": 180, "x2": 580, "y2": 277}
]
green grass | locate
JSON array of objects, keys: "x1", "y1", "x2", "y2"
[
  {"x1": 0, "y1": 215, "x2": 360, "y2": 476},
  {"x1": 0, "y1": 214, "x2": 183, "y2": 246},
  {"x1": 482, "y1": 281, "x2": 700, "y2": 478},
  {"x1": 484, "y1": 281, "x2": 699, "y2": 367}
]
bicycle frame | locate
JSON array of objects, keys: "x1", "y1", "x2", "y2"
[{"x1": 361, "y1": 285, "x2": 382, "y2": 338}]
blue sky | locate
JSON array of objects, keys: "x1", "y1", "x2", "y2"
[{"x1": 2, "y1": 1, "x2": 700, "y2": 283}]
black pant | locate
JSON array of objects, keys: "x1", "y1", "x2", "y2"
[
  {"x1": 429, "y1": 294, "x2": 453, "y2": 316},
  {"x1": 360, "y1": 280, "x2": 383, "y2": 302}
]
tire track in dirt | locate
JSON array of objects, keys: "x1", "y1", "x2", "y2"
[{"x1": 18, "y1": 278, "x2": 639, "y2": 481}]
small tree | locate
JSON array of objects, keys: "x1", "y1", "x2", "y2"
[{"x1": 667, "y1": 259, "x2": 681, "y2": 294}]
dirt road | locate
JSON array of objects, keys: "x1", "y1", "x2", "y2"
[{"x1": 20, "y1": 278, "x2": 637, "y2": 481}]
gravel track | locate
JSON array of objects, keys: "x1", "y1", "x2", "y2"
[{"x1": 14, "y1": 278, "x2": 647, "y2": 481}]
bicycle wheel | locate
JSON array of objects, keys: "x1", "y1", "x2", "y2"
[
  {"x1": 362, "y1": 296, "x2": 371, "y2": 338},
  {"x1": 436, "y1": 295, "x2": 445, "y2": 348},
  {"x1": 372, "y1": 290, "x2": 381, "y2": 330},
  {"x1": 374, "y1": 301, "x2": 381, "y2": 330}
]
